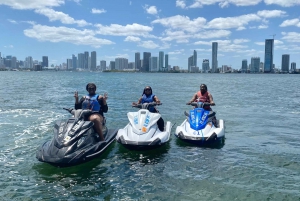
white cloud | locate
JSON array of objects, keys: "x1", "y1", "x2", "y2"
[
  {"x1": 258, "y1": 24, "x2": 268, "y2": 29},
  {"x1": 281, "y1": 32, "x2": 300, "y2": 43},
  {"x1": 152, "y1": 15, "x2": 206, "y2": 33},
  {"x1": 257, "y1": 10, "x2": 286, "y2": 18},
  {"x1": 138, "y1": 40, "x2": 159, "y2": 49},
  {"x1": 233, "y1": 39, "x2": 250, "y2": 44},
  {"x1": 0, "y1": 0, "x2": 64, "y2": 10},
  {"x1": 24, "y1": 24, "x2": 114, "y2": 48},
  {"x1": 91, "y1": 8, "x2": 106, "y2": 14},
  {"x1": 7, "y1": 19, "x2": 17, "y2": 24},
  {"x1": 280, "y1": 18, "x2": 300, "y2": 27},
  {"x1": 176, "y1": 0, "x2": 186, "y2": 9},
  {"x1": 194, "y1": 30, "x2": 231, "y2": 39},
  {"x1": 124, "y1": 36, "x2": 141, "y2": 42},
  {"x1": 145, "y1": 5, "x2": 158, "y2": 15},
  {"x1": 95, "y1": 23, "x2": 153, "y2": 36},
  {"x1": 205, "y1": 14, "x2": 261, "y2": 29},
  {"x1": 4, "y1": 45, "x2": 14, "y2": 48},
  {"x1": 168, "y1": 49, "x2": 185, "y2": 55},
  {"x1": 264, "y1": 0, "x2": 300, "y2": 7},
  {"x1": 35, "y1": 8, "x2": 91, "y2": 27}
]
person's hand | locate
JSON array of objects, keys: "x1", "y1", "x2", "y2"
[
  {"x1": 186, "y1": 102, "x2": 191, "y2": 105},
  {"x1": 132, "y1": 102, "x2": 137, "y2": 106},
  {"x1": 156, "y1": 100, "x2": 161, "y2": 104},
  {"x1": 74, "y1": 91, "x2": 78, "y2": 100}
]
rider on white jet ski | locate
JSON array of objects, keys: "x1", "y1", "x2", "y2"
[
  {"x1": 132, "y1": 86, "x2": 165, "y2": 131},
  {"x1": 187, "y1": 84, "x2": 217, "y2": 126}
]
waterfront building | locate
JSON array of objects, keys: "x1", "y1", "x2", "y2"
[
  {"x1": 77, "y1": 53, "x2": 84, "y2": 69},
  {"x1": 72, "y1": 54, "x2": 77, "y2": 69},
  {"x1": 188, "y1": 55, "x2": 193, "y2": 72},
  {"x1": 100, "y1": 60, "x2": 106, "y2": 71},
  {"x1": 251, "y1": 57, "x2": 260, "y2": 73},
  {"x1": 42, "y1": 56, "x2": 48, "y2": 67},
  {"x1": 91, "y1": 51, "x2": 97, "y2": 71},
  {"x1": 25, "y1": 56, "x2": 33, "y2": 69},
  {"x1": 142, "y1": 52, "x2": 151, "y2": 72},
  {"x1": 202, "y1": 59, "x2": 209, "y2": 73},
  {"x1": 84, "y1": 51, "x2": 89, "y2": 70},
  {"x1": 115, "y1": 58, "x2": 128, "y2": 70},
  {"x1": 264, "y1": 39, "x2": 274, "y2": 73},
  {"x1": 193, "y1": 50, "x2": 197, "y2": 69},
  {"x1": 159, "y1": 51, "x2": 164, "y2": 71},
  {"x1": 291, "y1": 62, "x2": 296, "y2": 72},
  {"x1": 109, "y1": 61, "x2": 115, "y2": 70},
  {"x1": 149, "y1": 56, "x2": 158, "y2": 72},
  {"x1": 67, "y1": 59, "x2": 72, "y2": 69},
  {"x1": 242, "y1": 59, "x2": 247, "y2": 73},
  {"x1": 164, "y1": 54, "x2": 168, "y2": 72},
  {"x1": 212, "y1": 42, "x2": 218, "y2": 73},
  {"x1": 281, "y1": 54, "x2": 290, "y2": 73},
  {"x1": 135, "y1": 52, "x2": 141, "y2": 71},
  {"x1": 128, "y1": 62, "x2": 135, "y2": 69},
  {"x1": 11, "y1": 57, "x2": 17, "y2": 68}
]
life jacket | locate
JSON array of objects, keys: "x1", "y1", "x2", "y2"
[
  {"x1": 196, "y1": 91, "x2": 211, "y2": 110},
  {"x1": 141, "y1": 94, "x2": 156, "y2": 112},
  {"x1": 82, "y1": 94, "x2": 101, "y2": 112}
]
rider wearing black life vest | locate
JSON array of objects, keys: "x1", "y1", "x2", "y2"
[
  {"x1": 74, "y1": 83, "x2": 108, "y2": 141},
  {"x1": 132, "y1": 86, "x2": 165, "y2": 131}
]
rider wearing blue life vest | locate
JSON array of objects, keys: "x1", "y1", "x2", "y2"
[
  {"x1": 132, "y1": 86, "x2": 165, "y2": 131},
  {"x1": 74, "y1": 83, "x2": 108, "y2": 141}
]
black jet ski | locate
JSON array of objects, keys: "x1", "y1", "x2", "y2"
[{"x1": 36, "y1": 108, "x2": 118, "y2": 167}]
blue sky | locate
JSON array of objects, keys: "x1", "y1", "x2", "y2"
[{"x1": 0, "y1": 0, "x2": 300, "y2": 69}]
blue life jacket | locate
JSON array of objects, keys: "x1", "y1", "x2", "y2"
[
  {"x1": 82, "y1": 94, "x2": 101, "y2": 112},
  {"x1": 141, "y1": 94, "x2": 155, "y2": 112}
]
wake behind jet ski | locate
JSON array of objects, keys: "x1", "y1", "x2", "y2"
[
  {"x1": 116, "y1": 102, "x2": 172, "y2": 150},
  {"x1": 36, "y1": 108, "x2": 118, "y2": 167},
  {"x1": 175, "y1": 102, "x2": 225, "y2": 145}
]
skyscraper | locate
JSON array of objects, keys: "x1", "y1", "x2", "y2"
[
  {"x1": 251, "y1": 57, "x2": 260, "y2": 73},
  {"x1": 100, "y1": 60, "x2": 106, "y2": 71},
  {"x1": 42, "y1": 56, "x2": 48, "y2": 67},
  {"x1": 84, "y1": 51, "x2": 89, "y2": 70},
  {"x1": 212, "y1": 42, "x2": 218, "y2": 73},
  {"x1": 159, "y1": 51, "x2": 164, "y2": 71},
  {"x1": 188, "y1": 55, "x2": 193, "y2": 72},
  {"x1": 281, "y1": 54, "x2": 290, "y2": 73},
  {"x1": 164, "y1": 54, "x2": 168, "y2": 71},
  {"x1": 142, "y1": 52, "x2": 151, "y2": 72},
  {"x1": 264, "y1": 39, "x2": 274, "y2": 73},
  {"x1": 202, "y1": 59, "x2": 209, "y2": 72},
  {"x1": 149, "y1": 56, "x2": 158, "y2": 71},
  {"x1": 72, "y1": 54, "x2": 77, "y2": 69},
  {"x1": 135, "y1": 52, "x2": 141, "y2": 71},
  {"x1": 91, "y1": 51, "x2": 97, "y2": 71},
  {"x1": 115, "y1": 58, "x2": 128, "y2": 70},
  {"x1": 242, "y1": 59, "x2": 247, "y2": 73},
  {"x1": 78, "y1": 53, "x2": 84, "y2": 69},
  {"x1": 193, "y1": 50, "x2": 197, "y2": 68}
]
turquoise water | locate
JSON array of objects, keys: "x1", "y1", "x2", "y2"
[{"x1": 0, "y1": 71, "x2": 299, "y2": 200}]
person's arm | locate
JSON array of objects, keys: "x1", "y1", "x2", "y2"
[
  {"x1": 74, "y1": 91, "x2": 84, "y2": 109},
  {"x1": 187, "y1": 93, "x2": 197, "y2": 104},
  {"x1": 208, "y1": 93, "x2": 215, "y2": 106},
  {"x1": 132, "y1": 97, "x2": 142, "y2": 106},
  {"x1": 153, "y1": 95, "x2": 161, "y2": 104},
  {"x1": 98, "y1": 95, "x2": 108, "y2": 113}
]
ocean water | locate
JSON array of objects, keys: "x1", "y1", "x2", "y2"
[{"x1": 0, "y1": 71, "x2": 299, "y2": 201}]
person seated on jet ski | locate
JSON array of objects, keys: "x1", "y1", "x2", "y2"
[
  {"x1": 74, "y1": 83, "x2": 108, "y2": 141},
  {"x1": 187, "y1": 84, "x2": 218, "y2": 126},
  {"x1": 132, "y1": 86, "x2": 165, "y2": 132}
]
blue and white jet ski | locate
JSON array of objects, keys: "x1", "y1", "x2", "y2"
[
  {"x1": 116, "y1": 102, "x2": 172, "y2": 150},
  {"x1": 36, "y1": 108, "x2": 118, "y2": 167},
  {"x1": 175, "y1": 102, "x2": 225, "y2": 145}
]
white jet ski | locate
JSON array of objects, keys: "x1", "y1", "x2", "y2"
[
  {"x1": 175, "y1": 102, "x2": 225, "y2": 145},
  {"x1": 116, "y1": 102, "x2": 172, "y2": 150}
]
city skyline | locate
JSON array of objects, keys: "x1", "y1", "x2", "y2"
[{"x1": 0, "y1": 0, "x2": 300, "y2": 69}]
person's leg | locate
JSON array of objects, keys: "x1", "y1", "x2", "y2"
[
  {"x1": 89, "y1": 113, "x2": 104, "y2": 141},
  {"x1": 157, "y1": 117, "x2": 165, "y2": 131}
]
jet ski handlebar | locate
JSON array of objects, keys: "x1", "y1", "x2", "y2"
[
  {"x1": 187, "y1": 102, "x2": 211, "y2": 108},
  {"x1": 132, "y1": 102, "x2": 162, "y2": 109}
]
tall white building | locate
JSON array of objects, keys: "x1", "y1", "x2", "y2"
[
  {"x1": 251, "y1": 57, "x2": 260, "y2": 73},
  {"x1": 100, "y1": 60, "x2": 106, "y2": 71},
  {"x1": 135, "y1": 52, "x2": 141, "y2": 71},
  {"x1": 115, "y1": 58, "x2": 128, "y2": 70},
  {"x1": 164, "y1": 54, "x2": 168, "y2": 72},
  {"x1": 202, "y1": 59, "x2": 209, "y2": 72},
  {"x1": 149, "y1": 56, "x2": 158, "y2": 72},
  {"x1": 91, "y1": 51, "x2": 97, "y2": 71},
  {"x1": 159, "y1": 51, "x2": 164, "y2": 71},
  {"x1": 212, "y1": 42, "x2": 218, "y2": 73}
]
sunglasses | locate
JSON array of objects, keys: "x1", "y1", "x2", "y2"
[
  {"x1": 88, "y1": 87, "x2": 95, "y2": 90},
  {"x1": 145, "y1": 88, "x2": 151, "y2": 91}
]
